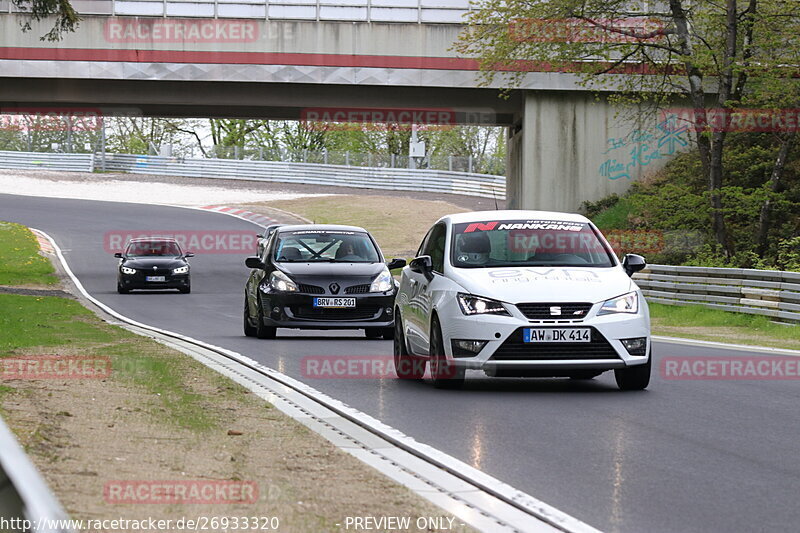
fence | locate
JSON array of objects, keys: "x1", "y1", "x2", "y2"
[
  {"x1": 634, "y1": 265, "x2": 800, "y2": 324},
  {"x1": 0, "y1": 416, "x2": 75, "y2": 533},
  {"x1": 0, "y1": 151, "x2": 95, "y2": 172},
  {"x1": 101, "y1": 153, "x2": 507, "y2": 199}
]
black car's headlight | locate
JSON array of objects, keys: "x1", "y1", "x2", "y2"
[
  {"x1": 268, "y1": 270, "x2": 298, "y2": 292},
  {"x1": 120, "y1": 266, "x2": 136, "y2": 275},
  {"x1": 457, "y1": 293, "x2": 510, "y2": 316},
  {"x1": 597, "y1": 291, "x2": 638, "y2": 315},
  {"x1": 370, "y1": 268, "x2": 393, "y2": 293},
  {"x1": 172, "y1": 266, "x2": 189, "y2": 275}
]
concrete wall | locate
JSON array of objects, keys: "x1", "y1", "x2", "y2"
[{"x1": 507, "y1": 91, "x2": 690, "y2": 212}]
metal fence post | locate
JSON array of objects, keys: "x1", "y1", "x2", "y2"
[
  {"x1": 468, "y1": 155, "x2": 473, "y2": 173},
  {"x1": 345, "y1": 151, "x2": 350, "y2": 166}
]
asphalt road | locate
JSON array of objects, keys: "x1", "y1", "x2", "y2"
[{"x1": 3, "y1": 193, "x2": 799, "y2": 533}]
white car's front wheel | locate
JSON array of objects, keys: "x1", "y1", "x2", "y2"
[
  {"x1": 614, "y1": 354, "x2": 651, "y2": 390},
  {"x1": 429, "y1": 317, "x2": 464, "y2": 389},
  {"x1": 393, "y1": 316, "x2": 425, "y2": 380}
]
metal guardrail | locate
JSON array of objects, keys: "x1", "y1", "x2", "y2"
[
  {"x1": 0, "y1": 151, "x2": 95, "y2": 173},
  {"x1": 21, "y1": 0, "x2": 472, "y2": 23},
  {"x1": 101, "y1": 153, "x2": 507, "y2": 199},
  {"x1": 0, "y1": 416, "x2": 75, "y2": 533},
  {"x1": 634, "y1": 265, "x2": 800, "y2": 324}
]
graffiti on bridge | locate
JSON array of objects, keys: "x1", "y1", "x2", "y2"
[{"x1": 599, "y1": 114, "x2": 689, "y2": 180}]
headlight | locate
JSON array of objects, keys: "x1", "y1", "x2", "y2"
[
  {"x1": 370, "y1": 268, "x2": 393, "y2": 293},
  {"x1": 457, "y1": 293, "x2": 510, "y2": 316},
  {"x1": 172, "y1": 266, "x2": 189, "y2": 274},
  {"x1": 598, "y1": 291, "x2": 638, "y2": 315},
  {"x1": 269, "y1": 270, "x2": 298, "y2": 292},
  {"x1": 120, "y1": 266, "x2": 136, "y2": 275}
]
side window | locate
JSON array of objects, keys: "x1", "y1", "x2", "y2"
[
  {"x1": 422, "y1": 224, "x2": 446, "y2": 273},
  {"x1": 416, "y1": 227, "x2": 434, "y2": 257}
]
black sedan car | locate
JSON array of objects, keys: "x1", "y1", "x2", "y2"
[
  {"x1": 243, "y1": 225, "x2": 405, "y2": 339},
  {"x1": 115, "y1": 237, "x2": 194, "y2": 294}
]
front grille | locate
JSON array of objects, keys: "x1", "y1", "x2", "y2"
[
  {"x1": 345, "y1": 284, "x2": 371, "y2": 294},
  {"x1": 138, "y1": 268, "x2": 173, "y2": 278},
  {"x1": 290, "y1": 306, "x2": 381, "y2": 321},
  {"x1": 298, "y1": 283, "x2": 325, "y2": 294},
  {"x1": 516, "y1": 302, "x2": 593, "y2": 320},
  {"x1": 491, "y1": 327, "x2": 619, "y2": 360}
]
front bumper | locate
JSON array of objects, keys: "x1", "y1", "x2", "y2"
[
  {"x1": 437, "y1": 296, "x2": 650, "y2": 374},
  {"x1": 119, "y1": 272, "x2": 190, "y2": 290},
  {"x1": 258, "y1": 291, "x2": 395, "y2": 330}
]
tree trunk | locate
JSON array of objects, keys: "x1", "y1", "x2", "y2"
[{"x1": 757, "y1": 130, "x2": 797, "y2": 255}]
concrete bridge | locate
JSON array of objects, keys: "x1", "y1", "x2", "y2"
[{"x1": 0, "y1": 0, "x2": 688, "y2": 210}]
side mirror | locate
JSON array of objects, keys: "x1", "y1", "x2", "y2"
[
  {"x1": 387, "y1": 258, "x2": 407, "y2": 270},
  {"x1": 245, "y1": 256, "x2": 265, "y2": 269},
  {"x1": 184, "y1": 252, "x2": 195, "y2": 258},
  {"x1": 622, "y1": 254, "x2": 646, "y2": 277},
  {"x1": 409, "y1": 255, "x2": 434, "y2": 280},
  {"x1": 114, "y1": 252, "x2": 123, "y2": 258}
]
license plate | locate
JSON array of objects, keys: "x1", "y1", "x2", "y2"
[
  {"x1": 145, "y1": 276, "x2": 166, "y2": 282},
  {"x1": 523, "y1": 328, "x2": 591, "y2": 343},
  {"x1": 314, "y1": 297, "x2": 356, "y2": 308}
]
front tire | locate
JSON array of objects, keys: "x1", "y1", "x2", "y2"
[
  {"x1": 429, "y1": 317, "x2": 464, "y2": 389},
  {"x1": 243, "y1": 297, "x2": 257, "y2": 337},
  {"x1": 615, "y1": 356, "x2": 651, "y2": 390},
  {"x1": 255, "y1": 298, "x2": 277, "y2": 339},
  {"x1": 393, "y1": 316, "x2": 425, "y2": 380}
]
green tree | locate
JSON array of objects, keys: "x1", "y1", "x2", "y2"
[
  {"x1": 456, "y1": 0, "x2": 800, "y2": 256},
  {"x1": 13, "y1": 0, "x2": 80, "y2": 41}
]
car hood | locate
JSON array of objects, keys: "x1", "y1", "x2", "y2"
[
  {"x1": 278, "y1": 262, "x2": 386, "y2": 281},
  {"x1": 122, "y1": 257, "x2": 187, "y2": 269},
  {"x1": 447, "y1": 266, "x2": 635, "y2": 304}
]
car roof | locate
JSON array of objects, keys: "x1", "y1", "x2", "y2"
[
  {"x1": 439, "y1": 210, "x2": 591, "y2": 225},
  {"x1": 275, "y1": 224, "x2": 370, "y2": 233},
  {"x1": 128, "y1": 237, "x2": 179, "y2": 242}
]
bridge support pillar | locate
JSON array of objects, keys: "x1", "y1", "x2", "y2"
[{"x1": 506, "y1": 91, "x2": 685, "y2": 212}]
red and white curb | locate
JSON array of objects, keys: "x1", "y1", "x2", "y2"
[
  {"x1": 199, "y1": 205, "x2": 279, "y2": 226},
  {"x1": 31, "y1": 228, "x2": 55, "y2": 255}
]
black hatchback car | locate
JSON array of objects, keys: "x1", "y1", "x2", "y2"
[
  {"x1": 243, "y1": 225, "x2": 405, "y2": 339},
  {"x1": 115, "y1": 238, "x2": 194, "y2": 294}
]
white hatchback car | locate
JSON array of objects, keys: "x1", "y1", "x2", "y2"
[{"x1": 394, "y1": 210, "x2": 651, "y2": 390}]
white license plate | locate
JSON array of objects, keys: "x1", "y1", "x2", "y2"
[
  {"x1": 314, "y1": 297, "x2": 356, "y2": 308},
  {"x1": 523, "y1": 328, "x2": 591, "y2": 343},
  {"x1": 145, "y1": 276, "x2": 166, "y2": 282}
]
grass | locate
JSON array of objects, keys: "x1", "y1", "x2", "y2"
[
  {"x1": 266, "y1": 195, "x2": 467, "y2": 258},
  {"x1": 591, "y1": 197, "x2": 634, "y2": 230},
  {"x1": 0, "y1": 221, "x2": 58, "y2": 287},
  {"x1": 649, "y1": 302, "x2": 800, "y2": 350},
  {"x1": 0, "y1": 293, "x2": 220, "y2": 429}
]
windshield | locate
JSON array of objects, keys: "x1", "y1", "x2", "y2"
[
  {"x1": 451, "y1": 219, "x2": 615, "y2": 268},
  {"x1": 125, "y1": 240, "x2": 182, "y2": 257},
  {"x1": 274, "y1": 231, "x2": 380, "y2": 263}
]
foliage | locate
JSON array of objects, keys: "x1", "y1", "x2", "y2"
[{"x1": 13, "y1": 0, "x2": 80, "y2": 41}]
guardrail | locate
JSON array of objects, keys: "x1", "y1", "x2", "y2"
[
  {"x1": 634, "y1": 265, "x2": 800, "y2": 324},
  {"x1": 101, "y1": 153, "x2": 507, "y2": 199},
  {"x1": 0, "y1": 415, "x2": 75, "y2": 533},
  {"x1": 0, "y1": 151, "x2": 95, "y2": 173}
]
